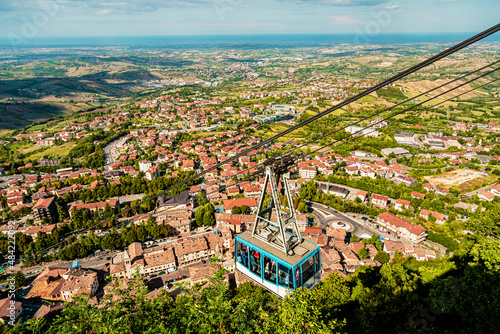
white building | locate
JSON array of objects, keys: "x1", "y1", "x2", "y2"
[
  {"x1": 345, "y1": 126, "x2": 380, "y2": 137},
  {"x1": 299, "y1": 166, "x2": 317, "y2": 179},
  {"x1": 139, "y1": 160, "x2": 153, "y2": 172}
]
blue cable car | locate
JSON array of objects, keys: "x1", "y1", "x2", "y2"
[
  {"x1": 235, "y1": 231, "x2": 321, "y2": 298},
  {"x1": 234, "y1": 164, "x2": 322, "y2": 298}
]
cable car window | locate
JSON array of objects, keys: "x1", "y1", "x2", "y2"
[
  {"x1": 263, "y1": 256, "x2": 277, "y2": 284},
  {"x1": 249, "y1": 248, "x2": 261, "y2": 277},
  {"x1": 277, "y1": 264, "x2": 293, "y2": 289},
  {"x1": 237, "y1": 242, "x2": 249, "y2": 269},
  {"x1": 301, "y1": 256, "x2": 315, "y2": 284},
  {"x1": 314, "y1": 251, "x2": 320, "y2": 273},
  {"x1": 295, "y1": 267, "x2": 302, "y2": 288}
]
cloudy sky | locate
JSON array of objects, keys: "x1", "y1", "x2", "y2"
[{"x1": 0, "y1": 0, "x2": 498, "y2": 37}]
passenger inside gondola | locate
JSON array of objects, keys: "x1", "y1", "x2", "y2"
[
  {"x1": 277, "y1": 264, "x2": 293, "y2": 289},
  {"x1": 263, "y1": 256, "x2": 276, "y2": 283},
  {"x1": 237, "y1": 243, "x2": 248, "y2": 267},
  {"x1": 249, "y1": 248, "x2": 261, "y2": 276}
]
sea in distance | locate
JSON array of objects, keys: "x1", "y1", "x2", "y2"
[{"x1": 1, "y1": 32, "x2": 500, "y2": 49}]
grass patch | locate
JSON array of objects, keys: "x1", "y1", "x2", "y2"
[
  {"x1": 457, "y1": 174, "x2": 497, "y2": 193},
  {"x1": 29, "y1": 142, "x2": 76, "y2": 159}
]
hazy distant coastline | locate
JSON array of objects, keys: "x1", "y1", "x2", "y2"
[{"x1": 1, "y1": 32, "x2": 500, "y2": 48}]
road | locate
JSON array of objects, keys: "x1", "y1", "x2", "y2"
[
  {"x1": 310, "y1": 202, "x2": 398, "y2": 240},
  {"x1": 103, "y1": 136, "x2": 128, "y2": 166},
  {"x1": 11, "y1": 250, "x2": 121, "y2": 278}
]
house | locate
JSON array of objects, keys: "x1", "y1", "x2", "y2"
[
  {"x1": 0, "y1": 298, "x2": 23, "y2": 324},
  {"x1": 143, "y1": 247, "x2": 177, "y2": 275},
  {"x1": 383, "y1": 239, "x2": 405, "y2": 256},
  {"x1": 167, "y1": 219, "x2": 192, "y2": 235},
  {"x1": 189, "y1": 185, "x2": 202, "y2": 197},
  {"x1": 384, "y1": 240, "x2": 436, "y2": 261},
  {"x1": 60, "y1": 268, "x2": 99, "y2": 301},
  {"x1": 423, "y1": 183, "x2": 435, "y2": 192},
  {"x1": 411, "y1": 191, "x2": 426, "y2": 200},
  {"x1": 32, "y1": 197, "x2": 57, "y2": 222},
  {"x1": 326, "y1": 228, "x2": 347, "y2": 241},
  {"x1": 435, "y1": 187, "x2": 450, "y2": 196},
  {"x1": 26, "y1": 267, "x2": 71, "y2": 301},
  {"x1": 359, "y1": 168, "x2": 376, "y2": 179},
  {"x1": 24, "y1": 224, "x2": 57, "y2": 239},
  {"x1": 356, "y1": 190, "x2": 367, "y2": 202},
  {"x1": 489, "y1": 183, "x2": 500, "y2": 196},
  {"x1": 477, "y1": 191, "x2": 495, "y2": 202},
  {"x1": 371, "y1": 194, "x2": 389, "y2": 208},
  {"x1": 419, "y1": 209, "x2": 448, "y2": 225},
  {"x1": 344, "y1": 166, "x2": 359, "y2": 176},
  {"x1": 377, "y1": 211, "x2": 428, "y2": 243},
  {"x1": 395, "y1": 175, "x2": 416, "y2": 187},
  {"x1": 7, "y1": 197, "x2": 24, "y2": 208},
  {"x1": 453, "y1": 202, "x2": 478, "y2": 213},
  {"x1": 215, "y1": 213, "x2": 256, "y2": 233},
  {"x1": 181, "y1": 159, "x2": 195, "y2": 172},
  {"x1": 146, "y1": 165, "x2": 159, "y2": 180},
  {"x1": 222, "y1": 197, "x2": 258, "y2": 213},
  {"x1": 174, "y1": 237, "x2": 210, "y2": 266},
  {"x1": 69, "y1": 199, "x2": 118, "y2": 217},
  {"x1": 393, "y1": 199, "x2": 411, "y2": 211},
  {"x1": 242, "y1": 184, "x2": 261, "y2": 197},
  {"x1": 188, "y1": 265, "x2": 216, "y2": 286},
  {"x1": 33, "y1": 303, "x2": 64, "y2": 321}
]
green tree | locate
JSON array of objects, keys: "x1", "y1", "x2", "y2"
[
  {"x1": 297, "y1": 201, "x2": 308, "y2": 213},
  {"x1": 101, "y1": 230, "x2": 122, "y2": 250},
  {"x1": 357, "y1": 247, "x2": 370, "y2": 260},
  {"x1": 374, "y1": 251, "x2": 390, "y2": 264},
  {"x1": 195, "y1": 206, "x2": 206, "y2": 227},
  {"x1": 351, "y1": 235, "x2": 360, "y2": 242},
  {"x1": 231, "y1": 206, "x2": 242, "y2": 214},
  {"x1": 14, "y1": 271, "x2": 26, "y2": 288},
  {"x1": 240, "y1": 205, "x2": 249, "y2": 214},
  {"x1": 203, "y1": 211, "x2": 215, "y2": 226}
]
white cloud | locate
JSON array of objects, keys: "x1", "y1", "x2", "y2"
[
  {"x1": 96, "y1": 8, "x2": 112, "y2": 15},
  {"x1": 329, "y1": 14, "x2": 362, "y2": 24}
]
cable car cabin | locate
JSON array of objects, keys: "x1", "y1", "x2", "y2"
[{"x1": 235, "y1": 230, "x2": 321, "y2": 298}]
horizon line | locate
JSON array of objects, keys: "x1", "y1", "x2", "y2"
[{"x1": 0, "y1": 31, "x2": 487, "y2": 39}]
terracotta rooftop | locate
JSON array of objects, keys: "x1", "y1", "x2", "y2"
[{"x1": 33, "y1": 196, "x2": 55, "y2": 210}]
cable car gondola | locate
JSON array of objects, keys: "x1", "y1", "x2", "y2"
[{"x1": 235, "y1": 162, "x2": 321, "y2": 298}]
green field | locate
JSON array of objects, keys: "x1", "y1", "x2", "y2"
[{"x1": 28, "y1": 142, "x2": 76, "y2": 160}]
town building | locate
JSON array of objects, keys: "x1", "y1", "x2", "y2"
[
  {"x1": 32, "y1": 197, "x2": 57, "y2": 222},
  {"x1": 0, "y1": 298, "x2": 23, "y2": 324},
  {"x1": 376, "y1": 212, "x2": 428, "y2": 243}
]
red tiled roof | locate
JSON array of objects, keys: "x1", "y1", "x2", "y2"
[
  {"x1": 33, "y1": 197, "x2": 55, "y2": 210},
  {"x1": 378, "y1": 211, "x2": 426, "y2": 236},
  {"x1": 223, "y1": 197, "x2": 258, "y2": 211}
]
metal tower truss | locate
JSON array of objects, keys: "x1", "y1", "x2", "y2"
[{"x1": 252, "y1": 165, "x2": 303, "y2": 256}]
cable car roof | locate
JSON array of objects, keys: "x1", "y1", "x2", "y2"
[{"x1": 236, "y1": 230, "x2": 319, "y2": 267}]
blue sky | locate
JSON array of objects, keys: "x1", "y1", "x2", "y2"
[{"x1": 0, "y1": 0, "x2": 498, "y2": 37}]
